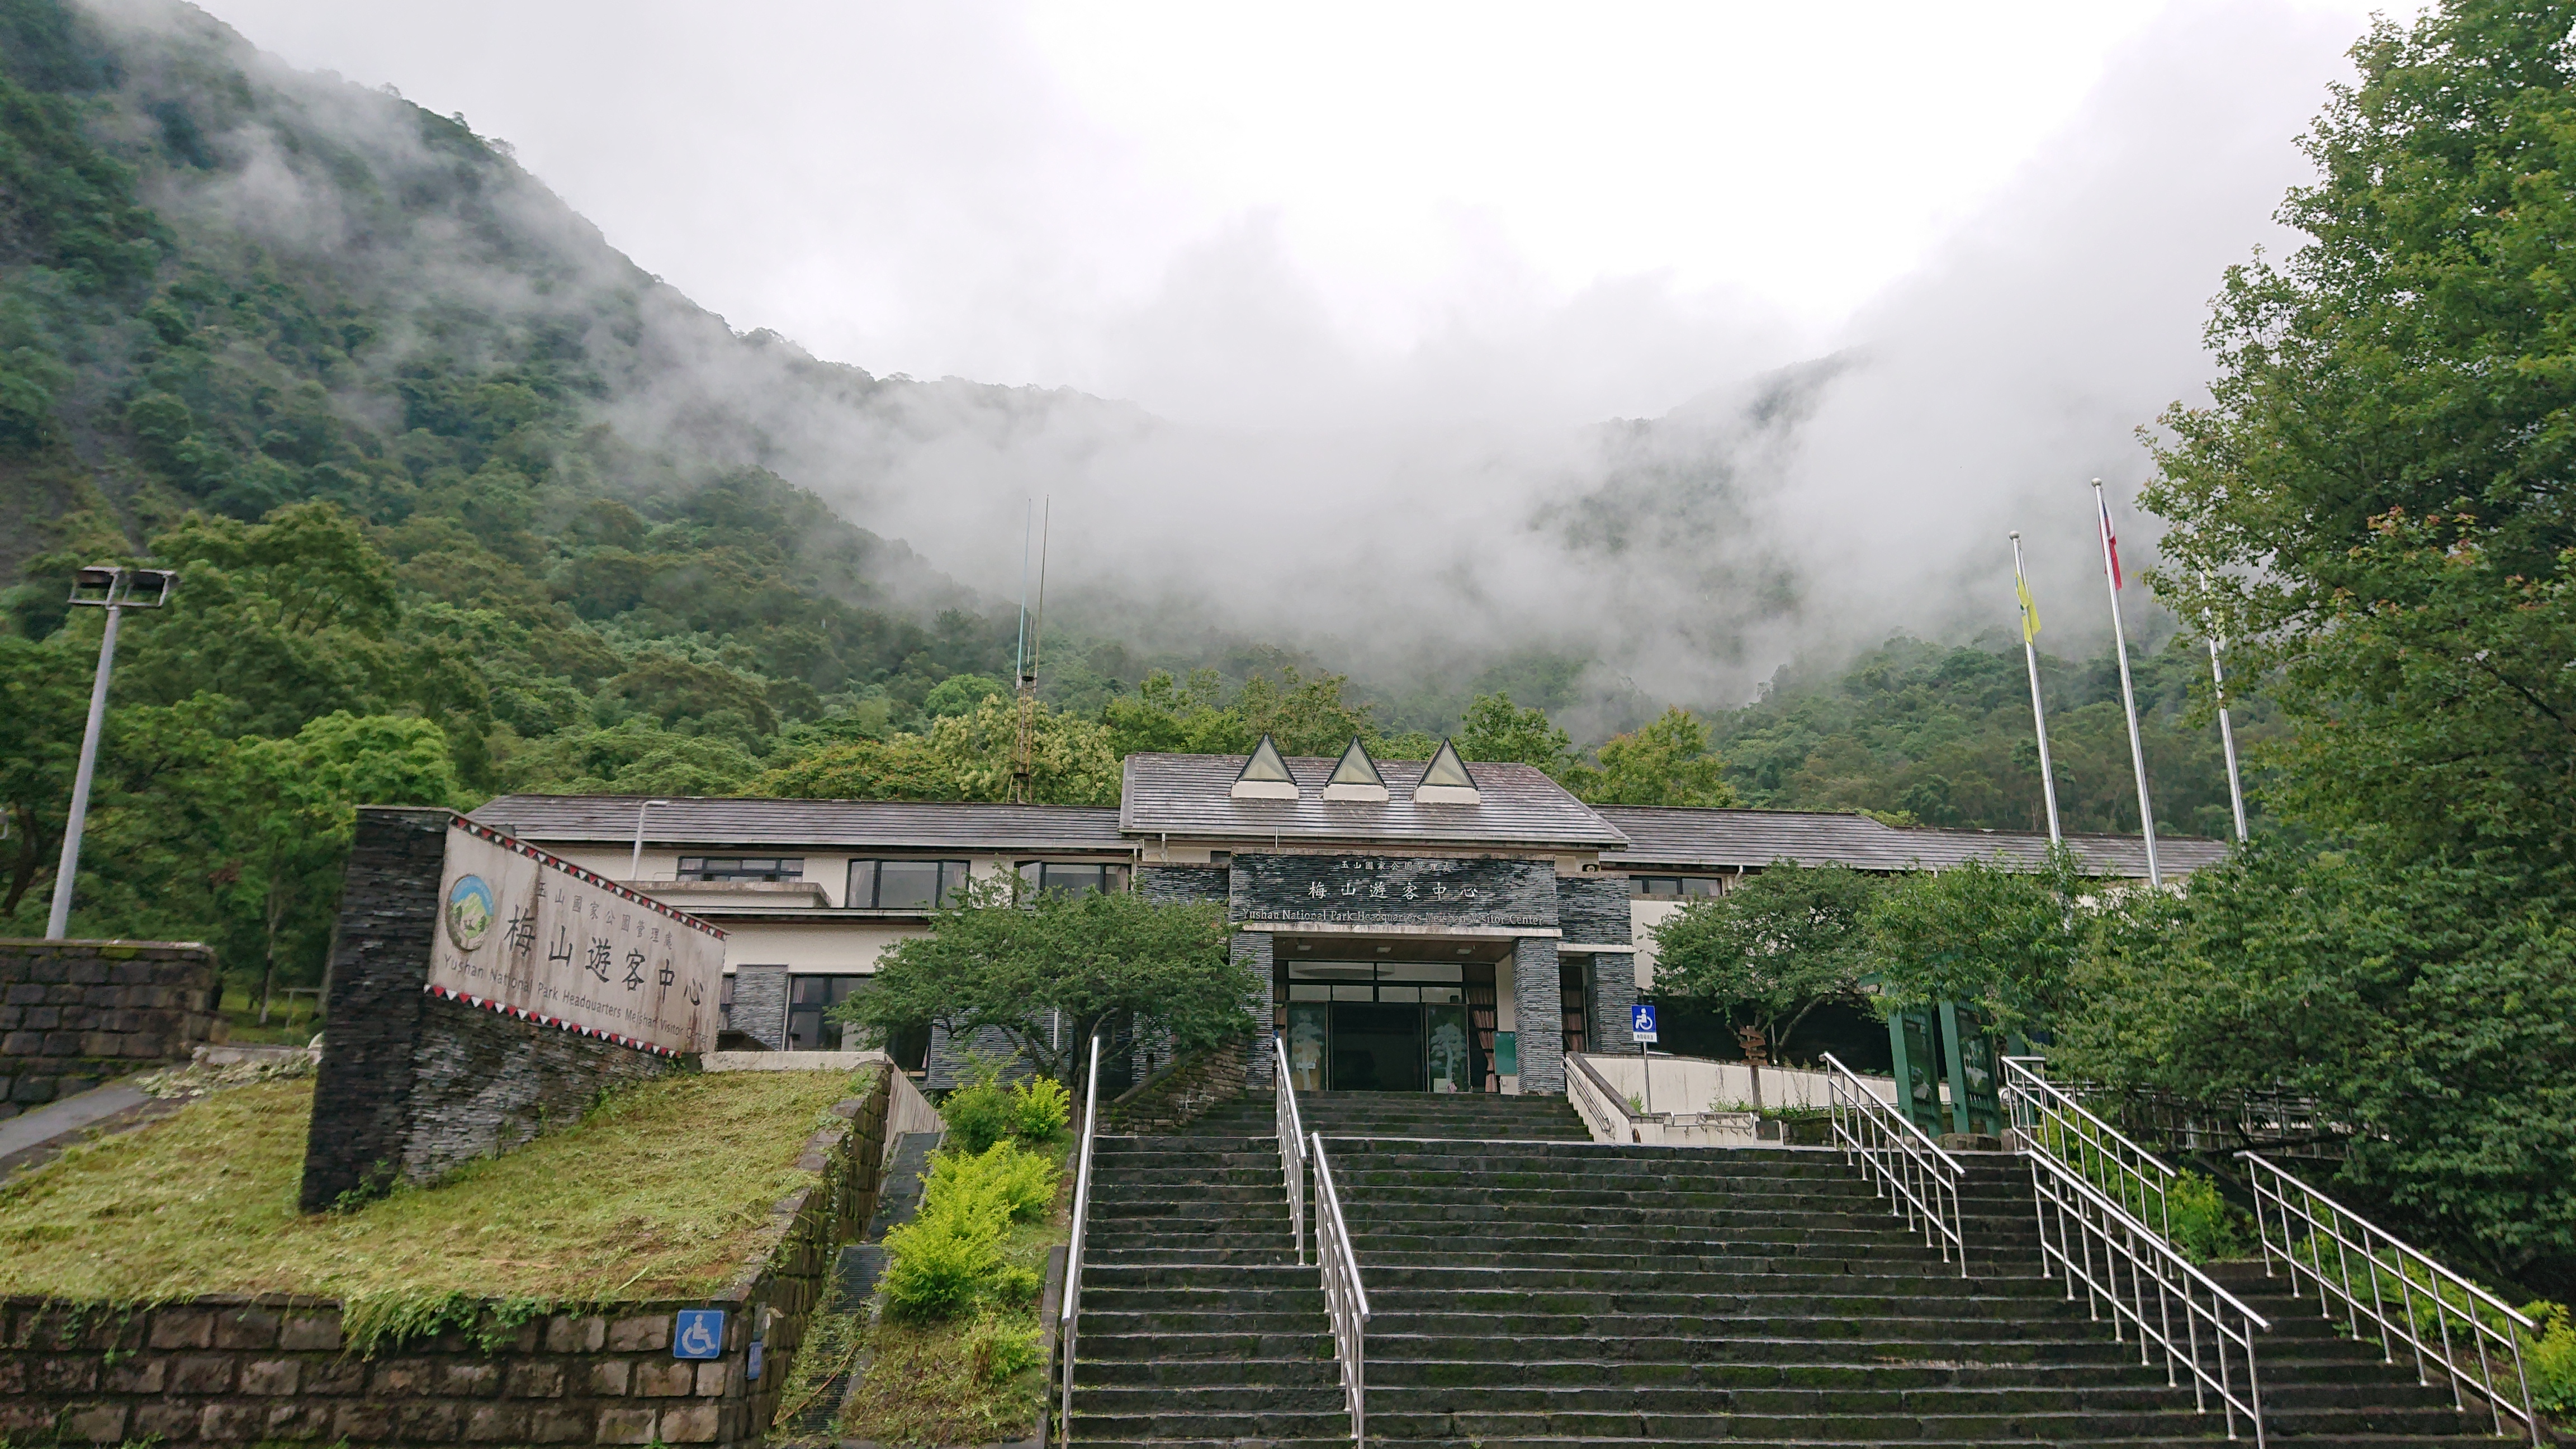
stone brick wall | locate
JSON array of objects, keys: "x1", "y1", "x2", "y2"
[
  {"x1": 1510, "y1": 936, "x2": 1565, "y2": 1093},
  {"x1": 302, "y1": 808, "x2": 680, "y2": 1213},
  {"x1": 726, "y1": 965, "x2": 788, "y2": 1050},
  {"x1": 1136, "y1": 865, "x2": 1228, "y2": 904},
  {"x1": 1105, "y1": 1034, "x2": 1249, "y2": 1132},
  {"x1": 1554, "y1": 875, "x2": 1632, "y2": 948},
  {"x1": 0, "y1": 1070, "x2": 896, "y2": 1448},
  {"x1": 0, "y1": 939, "x2": 220, "y2": 1121}
]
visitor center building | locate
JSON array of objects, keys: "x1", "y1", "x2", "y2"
[{"x1": 470, "y1": 738, "x2": 2217, "y2": 1096}]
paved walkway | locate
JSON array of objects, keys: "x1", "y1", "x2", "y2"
[{"x1": 0, "y1": 1080, "x2": 148, "y2": 1163}]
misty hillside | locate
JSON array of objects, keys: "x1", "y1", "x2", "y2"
[{"x1": 0, "y1": 0, "x2": 2260, "y2": 802}]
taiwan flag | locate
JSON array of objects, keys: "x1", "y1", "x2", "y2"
[{"x1": 2097, "y1": 491, "x2": 2124, "y2": 590}]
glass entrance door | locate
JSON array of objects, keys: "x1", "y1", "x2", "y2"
[
  {"x1": 1282, "y1": 962, "x2": 1483, "y2": 1092},
  {"x1": 1330, "y1": 1002, "x2": 1424, "y2": 1091}
]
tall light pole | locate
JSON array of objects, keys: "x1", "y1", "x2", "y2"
[
  {"x1": 629, "y1": 799, "x2": 671, "y2": 881},
  {"x1": 47, "y1": 565, "x2": 177, "y2": 939}
]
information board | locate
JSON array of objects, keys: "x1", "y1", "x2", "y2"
[{"x1": 430, "y1": 816, "x2": 726, "y2": 1056}]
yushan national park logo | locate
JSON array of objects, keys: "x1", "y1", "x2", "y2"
[{"x1": 446, "y1": 874, "x2": 496, "y2": 951}]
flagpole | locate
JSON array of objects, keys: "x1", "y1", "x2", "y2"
[
  {"x1": 2010, "y1": 532, "x2": 2062, "y2": 845},
  {"x1": 2204, "y1": 619, "x2": 2248, "y2": 841},
  {"x1": 2093, "y1": 479, "x2": 2161, "y2": 886}
]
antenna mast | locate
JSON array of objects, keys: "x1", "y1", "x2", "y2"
[{"x1": 1012, "y1": 499, "x2": 1050, "y2": 805}]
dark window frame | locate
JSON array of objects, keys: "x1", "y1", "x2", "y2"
[
  {"x1": 1014, "y1": 860, "x2": 1132, "y2": 897},
  {"x1": 846, "y1": 858, "x2": 970, "y2": 910},
  {"x1": 677, "y1": 856, "x2": 806, "y2": 883}
]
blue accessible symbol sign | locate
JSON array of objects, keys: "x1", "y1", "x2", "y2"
[
  {"x1": 1631, "y1": 1003, "x2": 1658, "y2": 1043},
  {"x1": 673, "y1": 1309, "x2": 724, "y2": 1360}
]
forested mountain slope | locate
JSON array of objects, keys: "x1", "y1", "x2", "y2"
[{"x1": 0, "y1": 0, "x2": 2251, "y2": 993}]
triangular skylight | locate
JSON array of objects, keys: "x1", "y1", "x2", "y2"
[
  {"x1": 1322, "y1": 736, "x2": 1389, "y2": 802},
  {"x1": 1327, "y1": 737, "x2": 1384, "y2": 787},
  {"x1": 1230, "y1": 734, "x2": 1299, "y2": 799},
  {"x1": 1413, "y1": 738, "x2": 1482, "y2": 804}
]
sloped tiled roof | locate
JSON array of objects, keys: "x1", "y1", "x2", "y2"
[
  {"x1": 1595, "y1": 805, "x2": 2229, "y2": 879},
  {"x1": 469, "y1": 795, "x2": 1127, "y2": 852},
  {"x1": 1119, "y1": 753, "x2": 1627, "y2": 849}
]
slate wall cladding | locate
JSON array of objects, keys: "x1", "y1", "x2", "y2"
[
  {"x1": 1587, "y1": 952, "x2": 1640, "y2": 1055},
  {"x1": 1554, "y1": 875, "x2": 1632, "y2": 947},
  {"x1": 0, "y1": 939, "x2": 219, "y2": 1120},
  {"x1": 300, "y1": 808, "x2": 677, "y2": 1214},
  {"x1": 1229, "y1": 853, "x2": 1557, "y2": 929},
  {"x1": 0, "y1": 1072, "x2": 896, "y2": 1448},
  {"x1": 1510, "y1": 936, "x2": 1565, "y2": 1093},
  {"x1": 1237, "y1": 930, "x2": 1276, "y2": 1089},
  {"x1": 727, "y1": 966, "x2": 789, "y2": 1050},
  {"x1": 1137, "y1": 865, "x2": 1228, "y2": 905},
  {"x1": 400, "y1": 1000, "x2": 676, "y2": 1183}
]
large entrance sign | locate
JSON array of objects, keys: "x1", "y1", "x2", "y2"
[
  {"x1": 1232, "y1": 854, "x2": 1557, "y2": 928},
  {"x1": 433, "y1": 815, "x2": 725, "y2": 1056}
]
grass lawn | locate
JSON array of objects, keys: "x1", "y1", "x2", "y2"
[{"x1": 0, "y1": 1068, "x2": 875, "y2": 1345}]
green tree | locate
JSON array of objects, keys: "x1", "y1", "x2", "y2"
[
  {"x1": 2057, "y1": 846, "x2": 2576, "y2": 1288},
  {"x1": 0, "y1": 632, "x2": 87, "y2": 915},
  {"x1": 1104, "y1": 669, "x2": 1238, "y2": 757},
  {"x1": 836, "y1": 875, "x2": 1251, "y2": 1095},
  {"x1": 1650, "y1": 861, "x2": 1882, "y2": 1061},
  {"x1": 1864, "y1": 851, "x2": 2083, "y2": 1039},
  {"x1": 2145, "y1": 2, "x2": 2576, "y2": 869},
  {"x1": 1459, "y1": 692, "x2": 1575, "y2": 774},
  {"x1": 1564, "y1": 705, "x2": 1737, "y2": 806},
  {"x1": 500, "y1": 718, "x2": 768, "y2": 798},
  {"x1": 756, "y1": 695, "x2": 1117, "y2": 806}
]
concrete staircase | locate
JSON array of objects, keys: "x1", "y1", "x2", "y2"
[
  {"x1": 1065, "y1": 1114, "x2": 1347, "y2": 1447},
  {"x1": 1063, "y1": 1090, "x2": 2506, "y2": 1448}
]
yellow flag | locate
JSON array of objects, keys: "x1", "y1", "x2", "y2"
[{"x1": 2016, "y1": 567, "x2": 2041, "y2": 642}]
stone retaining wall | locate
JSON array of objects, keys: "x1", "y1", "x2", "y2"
[
  {"x1": 0, "y1": 939, "x2": 220, "y2": 1120},
  {"x1": 0, "y1": 1068, "x2": 895, "y2": 1447},
  {"x1": 1106, "y1": 1035, "x2": 1249, "y2": 1133},
  {"x1": 301, "y1": 808, "x2": 681, "y2": 1212}
]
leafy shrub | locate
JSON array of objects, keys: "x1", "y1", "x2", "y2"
[
  {"x1": 2166, "y1": 1171, "x2": 2252, "y2": 1263},
  {"x1": 2526, "y1": 1300, "x2": 2574, "y2": 1414},
  {"x1": 1008, "y1": 1076, "x2": 1072, "y2": 1139},
  {"x1": 940, "y1": 1060, "x2": 1073, "y2": 1154},
  {"x1": 879, "y1": 1210, "x2": 1008, "y2": 1321},
  {"x1": 939, "y1": 1077, "x2": 1016, "y2": 1157},
  {"x1": 925, "y1": 1140, "x2": 1055, "y2": 1225},
  {"x1": 880, "y1": 1140, "x2": 1058, "y2": 1320}
]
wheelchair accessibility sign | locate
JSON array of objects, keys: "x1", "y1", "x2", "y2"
[{"x1": 673, "y1": 1309, "x2": 725, "y2": 1360}]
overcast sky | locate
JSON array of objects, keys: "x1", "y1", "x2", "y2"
[
  {"x1": 172, "y1": 1, "x2": 2421, "y2": 701},
  {"x1": 191, "y1": 1, "x2": 2401, "y2": 428}
]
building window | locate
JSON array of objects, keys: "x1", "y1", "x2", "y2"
[
  {"x1": 678, "y1": 856, "x2": 805, "y2": 883},
  {"x1": 787, "y1": 973, "x2": 864, "y2": 1051},
  {"x1": 1016, "y1": 862, "x2": 1130, "y2": 897},
  {"x1": 849, "y1": 859, "x2": 969, "y2": 910},
  {"x1": 1560, "y1": 960, "x2": 1589, "y2": 1058},
  {"x1": 719, "y1": 973, "x2": 735, "y2": 1031},
  {"x1": 1632, "y1": 875, "x2": 1722, "y2": 899}
]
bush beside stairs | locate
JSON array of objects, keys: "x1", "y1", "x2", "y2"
[{"x1": 1063, "y1": 1090, "x2": 2511, "y2": 1448}]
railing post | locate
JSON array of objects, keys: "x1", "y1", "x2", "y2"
[
  {"x1": 1274, "y1": 1035, "x2": 1308, "y2": 1266},
  {"x1": 1057, "y1": 1032, "x2": 1104, "y2": 1445}
]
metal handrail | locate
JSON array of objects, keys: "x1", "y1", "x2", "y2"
[
  {"x1": 1273, "y1": 1034, "x2": 1309, "y2": 1265},
  {"x1": 2240, "y1": 1153, "x2": 2541, "y2": 1445},
  {"x1": 1566, "y1": 1050, "x2": 1640, "y2": 1142},
  {"x1": 1311, "y1": 1131, "x2": 1371, "y2": 1443},
  {"x1": 2004, "y1": 1056, "x2": 2179, "y2": 1239},
  {"x1": 1821, "y1": 1052, "x2": 1968, "y2": 1273},
  {"x1": 1055, "y1": 1033, "x2": 1105, "y2": 1443},
  {"x1": 2024, "y1": 1145, "x2": 2271, "y2": 1445}
]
